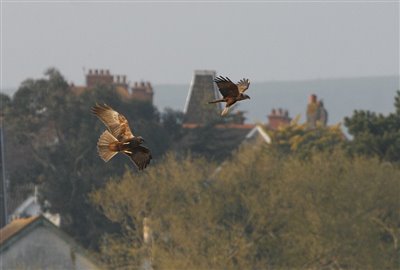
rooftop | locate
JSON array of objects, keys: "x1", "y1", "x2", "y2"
[
  {"x1": 183, "y1": 70, "x2": 221, "y2": 124},
  {"x1": 0, "y1": 215, "x2": 39, "y2": 246}
]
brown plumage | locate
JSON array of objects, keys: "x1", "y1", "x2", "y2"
[
  {"x1": 91, "y1": 104, "x2": 152, "y2": 170},
  {"x1": 209, "y1": 76, "x2": 251, "y2": 116}
]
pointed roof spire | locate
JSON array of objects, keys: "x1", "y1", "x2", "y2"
[{"x1": 183, "y1": 70, "x2": 221, "y2": 125}]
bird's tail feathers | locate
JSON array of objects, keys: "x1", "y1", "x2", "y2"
[
  {"x1": 97, "y1": 130, "x2": 118, "y2": 162},
  {"x1": 221, "y1": 107, "x2": 231, "y2": 116},
  {"x1": 208, "y1": 99, "x2": 225, "y2": 104}
]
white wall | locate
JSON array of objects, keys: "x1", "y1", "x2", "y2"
[{"x1": 0, "y1": 226, "x2": 101, "y2": 270}]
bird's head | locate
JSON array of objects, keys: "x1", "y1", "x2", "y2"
[{"x1": 137, "y1": 136, "x2": 145, "y2": 143}]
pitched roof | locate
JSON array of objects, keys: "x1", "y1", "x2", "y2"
[
  {"x1": 0, "y1": 215, "x2": 103, "y2": 268},
  {"x1": 183, "y1": 123, "x2": 256, "y2": 129},
  {"x1": 70, "y1": 86, "x2": 87, "y2": 95},
  {"x1": 210, "y1": 125, "x2": 272, "y2": 177},
  {"x1": 174, "y1": 124, "x2": 256, "y2": 161},
  {"x1": 115, "y1": 85, "x2": 131, "y2": 99},
  {"x1": 183, "y1": 70, "x2": 221, "y2": 124},
  {"x1": 245, "y1": 125, "x2": 272, "y2": 144},
  {"x1": 0, "y1": 215, "x2": 39, "y2": 246}
]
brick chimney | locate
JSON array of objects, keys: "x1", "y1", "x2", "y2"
[
  {"x1": 306, "y1": 94, "x2": 328, "y2": 128},
  {"x1": 131, "y1": 80, "x2": 154, "y2": 103},
  {"x1": 86, "y1": 68, "x2": 113, "y2": 88},
  {"x1": 267, "y1": 108, "x2": 291, "y2": 130}
]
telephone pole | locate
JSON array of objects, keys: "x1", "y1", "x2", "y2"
[{"x1": 0, "y1": 126, "x2": 8, "y2": 227}]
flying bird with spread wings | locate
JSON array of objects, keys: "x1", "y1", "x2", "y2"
[
  {"x1": 208, "y1": 76, "x2": 251, "y2": 116},
  {"x1": 91, "y1": 104, "x2": 152, "y2": 170}
]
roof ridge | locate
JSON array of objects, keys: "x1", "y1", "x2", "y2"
[{"x1": 0, "y1": 215, "x2": 41, "y2": 246}]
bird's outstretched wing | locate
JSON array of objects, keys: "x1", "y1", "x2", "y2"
[
  {"x1": 127, "y1": 146, "x2": 152, "y2": 170},
  {"x1": 237, "y1": 78, "x2": 250, "y2": 93},
  {"x1": 214, "y1": 76, "x2": 240, "y2": 98},
  {"x1": 91, "y1": 104, "x2": 134, "y2": 141}
]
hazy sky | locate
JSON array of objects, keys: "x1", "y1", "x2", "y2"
[{"x1": 1, "y1": 1, "x2": 399, "y2": 89}]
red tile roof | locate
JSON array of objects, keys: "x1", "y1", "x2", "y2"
[
  {"x1": 215, "y1": 124, "x2": 256, "y2": 129},
  {"x1": 182, "y1": 123, "x2": 256, "y2": 129}
]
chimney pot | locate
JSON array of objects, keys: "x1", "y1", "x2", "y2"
[{"x1": 309, "y1": 94, "x2": 317, "y2": 103}]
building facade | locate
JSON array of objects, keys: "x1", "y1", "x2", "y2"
[
  {"x1": 0, "y1": 216, "x2": 103, "y2": 270},
  {"x1": 71, "y1": 68, "x2": 154, "y2": 103}
]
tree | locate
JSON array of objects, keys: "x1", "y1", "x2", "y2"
[
  {"x1": 92, "y1": 145, "x2": 400, "y2": 269},
  {"x1": 91, "y1": 153, "x2": 217, "y2": 269},
  {"x1": 4, "y1": 68, "x2": 174, "y2": 249},
  {"x1": 274, "y1": 151, "x2": 400, "y2": 269},
  {"x1": 344, "y1": 90, "x2": 400, "y2": 163},
  {"x1": 265, "y1": 118, "x2": 345, "y2": 159},
  {"x1": 160, "y1": 108, "x2": 184, "y2": 143},
  {"x1": 0, "y1": 93, "x2": 11, "y2": 115}
]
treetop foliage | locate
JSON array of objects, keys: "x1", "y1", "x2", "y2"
[
  {"x1": 265, "y1": 117, "x2": 345, "y2": 159},
  {"x1": 2, "y1": 69, "x2": 399, "y2": 269},
  {"x1": 3, "y1": 68, "x2": 181, "y2": 249},
  {"x1": 344, "y1": 90, "x2": 400, "y2": 163},
  {"x1": 93, "y1": 148, "x2": 400, "y2": 269}
]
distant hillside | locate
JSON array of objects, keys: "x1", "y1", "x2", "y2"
[
  {"x1": 154, "y1": 75, "x2": 399, "y2": 126},
  {"x1": 4, "y1": 76, "x2": 399, "y2": 127}
]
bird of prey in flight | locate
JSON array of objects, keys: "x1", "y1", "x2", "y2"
[
  {"x1": 209, "y1": 76, "x2": 251, "y2": 116},
  {"x1": 92, "y1": 104, "x2": 152, "y2": 170}
]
